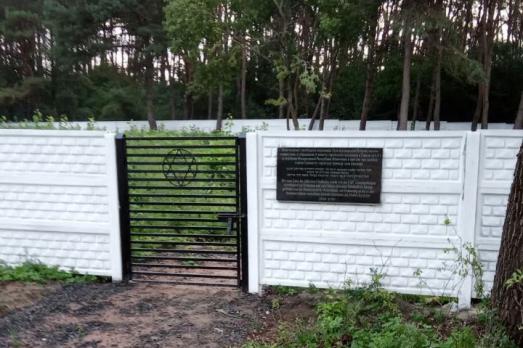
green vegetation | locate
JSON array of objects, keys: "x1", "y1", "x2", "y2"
[
  {"x1": 0, "y1": 261, "x2": 100, "y2": 284},
  {"x1": 245, "y1": 282, "x2": 517, "y2": 348},
  {"x1": 0, "y1": 1, "x2": 522, "y2": 127}
]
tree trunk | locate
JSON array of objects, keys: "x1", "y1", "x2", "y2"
[
  {"x1": 398, "y1": 26, "x2": 412, "y2": 131},
  {"x1": 359, "y1": 5, "x2": 381, "y2": 131},
  {"x1": 307, "y1": 96, "x2": 322, "y2": 130},
  {"x1": 287, "y1": 79, "x2": 300, "y2": 130},
  {"x1": 481, "y1": 0, "x2": 498, "y2": 130},
  {"x1": 216, "y1": 83, "x2": 224, "y2": 131},
  {"x1": 473, "y1": 0, "x2": 498, "y2": 130},
  {"x1": 411, "y1": 75, "x2": 421, "y2": 130},
  {"x1": 319, "y1": 53, "x2": 337, "y2": 131},
  {"x1": 514, "y1": 91, "x2": 523, "y2": 129},
  {"x1": 183, "y1": 57, "x2": 194, "y2": 120},
  {"x1": 491, "y1": 143, "x2": 523, "y2": 346},
  {"x1": 360, "y1": 67, "x2": 376, "y2": 131},
  {"x1": 278, "y1": 78, "x2": 285, "y2": 119},
  {"x1": 318, "y1": 95, "x2": 325, "y2": 131},
  {"x1": 433, "y1": 45, "x2": 442, "y2": 131},
  {"x1": 145, "y1": 54, "x2": 157, "y2": 130},
  {"x1": 170, "y1": 78, "x2": 177, "y2": 120},
  {"x1": 472, "y1": 84, "x2": 484, "y2": 131},
  {"x1": 240, "y1": 40, "x2": 247, "y2": 119},
  {"x1": 481, "y1": 54, "x2": 493, "y2": 130},
  {"x1": 426, "y1": 74, "x2": 435, "y2": 130},
  {"x1": 208, "y1": 89, "x2": 213, "y2": 120},
  {"x1": 431, "y1": 0, "x2": 444, "y2": 130}
]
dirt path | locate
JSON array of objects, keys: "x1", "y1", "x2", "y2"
[
  {"x1": 0, "y1": 282, "x2": 60, "y2": 317},
  {"x1": 0, "y1": 282, "x2": 272, "y2": 348}
]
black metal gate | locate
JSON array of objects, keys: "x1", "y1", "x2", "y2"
[{"x1": 116, "y1": 135, "x2": 248, "y2": 290}]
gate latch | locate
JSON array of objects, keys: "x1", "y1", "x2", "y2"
[{"x1": 217, "y1": 212, "x2": 240, "y2": 235}]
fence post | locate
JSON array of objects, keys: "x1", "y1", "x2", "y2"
[
  {"x1": 458, "y1": 131, "x2": 481, "y2": 309},
  {"x1": 105, "y1": 133, "x2": 123, "y2": 281},
  {"x1": 246, "y1": 132, "x2": 260, "y2": 293},
  {"x1": 115, "y1": 134, "x2": 132, "y2": 282},
  {"x1": 238, "y1": 136, "x2": 249, "y2": 292}
]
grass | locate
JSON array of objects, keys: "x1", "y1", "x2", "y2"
[
  {"x1": 245, "y1": 282, "x2": 517, "y2": 348},
  {"x1": 0, "y1": 261, "x2": 101, "y2": 284}
]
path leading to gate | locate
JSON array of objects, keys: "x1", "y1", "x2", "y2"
[{"x1": 0, "y1": 283, "x2": 270, "y2": 347}]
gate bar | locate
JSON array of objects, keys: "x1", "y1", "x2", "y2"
[
  {"x1": 128, "y1": 178, "x2": 236, "y2": 182},
  {"x1": 131, "y1": 271, "x2": 237, "y2": 279},
  {"x1": 131, "y1": 263, "x2": 237, "y2": 270},
  {"x1": 129, "y1": 193, "x2": 236, "y2": 198},
  {"x1": 132, "y1": 279, "x2": 238, "y2": 287},
  {"x1": 131, "y1": 255, "x2": 235, "y2": 262},
  {"x1": 131, "y1": 248, "x2": 236, "y2": 254},
  {"x1": 129, "y1": 209, "x2": 227, "y2": 214},
  {"x1": 130, "y1": 225, "x2": 228, "y2": 230},
  {"x1": 127, "y1": 153, "x2": 237, "y2": 158},
  {"x1": 130, "y1": 233, "x2": 236, "y2": 238},
  {"x1": 128, "y1": 185, "x2": 236, "y2": 191},
  {"x1": 130, "y1": 240, "x2": 237, "y2": 246},
  {"x1": 128, "y1": 169, "x2": 237, "y2": 174}
]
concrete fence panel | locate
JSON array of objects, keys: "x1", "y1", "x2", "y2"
[
  {"x1": 246, "y1": 130, "x2": 523, "y2": 307},
  {"x1": 0, "y1": 130, "x2": 122, "y2": 280}
]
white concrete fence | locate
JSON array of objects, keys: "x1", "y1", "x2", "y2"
[
  {"x1": 39, "y1": 119, "x2": 514, "y2": 132},
  {"x1": 0, "y1": 130, "x2": 122, "y2": 280},
  {"x1": 246, "y1": 130, "x2": 523, "y2": 307},
  {"x1": 0, "y1": 128, "x2": 521, "y2": 307}
]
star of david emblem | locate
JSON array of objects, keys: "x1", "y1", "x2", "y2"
[{"x1": 162, "y1": 149, "x2": 198, "y2": 187}]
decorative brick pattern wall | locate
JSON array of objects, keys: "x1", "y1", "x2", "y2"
[
  {"x1": 0, "y1": 130, "x2": 121, "y2": 279},
  {"x1": 247, "y1": 130, "x2": 523, "y2": 307},
  {"x1": 476, "y1": 132, "x2": 523, "y2": 294},
  {"x1": 262, "y1": 241, "x2": 457, "y2": 293}
]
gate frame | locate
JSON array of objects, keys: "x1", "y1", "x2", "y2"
[
  {"x1": 115, "y1": 133, "x2": 249, "y2": 289},
  {"x1": 115, "y1": 134, "x2": 132, "y2": 282},
  {"x1": 238, "y1": 136, "x2": 249, "y2": 292}
]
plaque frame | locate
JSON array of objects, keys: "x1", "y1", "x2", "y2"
[{"x1": 276, "y1": 147, "x2": 383, "y2": 204}]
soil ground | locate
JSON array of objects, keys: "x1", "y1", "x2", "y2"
[
  {"x1": 0, "y1": 282, "x2": 313, "y2": 348},
  {"x1": 0, "y1": 282, "x2": 60, "y2": 317}
]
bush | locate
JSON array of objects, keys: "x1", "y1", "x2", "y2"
[
  {"x1": 0, "y1": 261, "x2": 100, "y2": 284},
  {"x1": 245, "y1": 281, "x2": 517, "y2": 348}
]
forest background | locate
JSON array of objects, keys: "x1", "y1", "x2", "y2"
[{"x1": 1, "y1": 0, "x2": 522, "y2": 130}]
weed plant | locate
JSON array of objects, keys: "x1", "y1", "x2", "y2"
[
  {"x1": 245, "y1": 280, "x2": 517, "y2": 348},
  {"x1": 0, "y1": 261, "x2": 100, "y2": 284}
]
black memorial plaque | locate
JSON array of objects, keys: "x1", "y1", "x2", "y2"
[{"x1": 276, "y1": 147, "x2": 382, "y2": 204}]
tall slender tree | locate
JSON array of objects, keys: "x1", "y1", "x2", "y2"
[{"x1": 397, "y1": 0, "x2": 415, "y2": 131}]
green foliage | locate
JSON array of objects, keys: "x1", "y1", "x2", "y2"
[
  {"x1": 0, "y1": 261, "x2": 100, "y2": 284},
  {"x1": 505, "y1": 269, "x2": 523, "y2": 289},
  {"x1": 443, "y1": 240, "x2": 485, "y2": 299},
  {"x1": 272, "y1": 285, "x2": 299, "y2": 296},
  {"x1": 82, "y1": 65, "x2": 146, "y2": 121},
  {"x1": 352, "y1": 317, "x2": 437, "y2": 348},
  {"x1": 0, "y1": 110, "x2": 105, "y2": 130},
  {"x1": 245, "y1": 269, "x2": 517, "y2": 348},
  {"x1": 1, "y1": 0, "x2": 522, "y2": 123}
]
